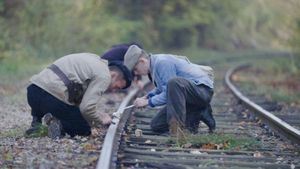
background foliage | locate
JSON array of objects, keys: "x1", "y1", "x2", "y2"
[{"x1": 0, "y1": 0, "x2": 299, "y2": 77}]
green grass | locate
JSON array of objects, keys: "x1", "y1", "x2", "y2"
[
  {"x1": 189, "y1": 133, "x2": 259, "y2": 150},
  {"x1": 234, "y1": 55, "x2": 300, "y2": 104},
  {"x1": 0, "y1": 128, "x2": 24, "y2": 138},
  {"x1": 0, "y1": 55, "x2": 52, "y2": 85},
  {"x1": 0, "y1": 124, "x2": 48, "y2": 138},
  {"x1": 24, "y1": 124, "x2": 48, "y2": 138},
  {"x1": 238, "y1": 81, "x2": 300, "y2": 104},
  {"x1": 172, "y1": 47, "x2": 283, "y2": 64}
]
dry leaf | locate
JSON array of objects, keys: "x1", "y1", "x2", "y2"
[
  {"x1": 82, "y1": 143, "x2": 95, "y2": 151},
  {"x1": 135, "y1": 129, "x2": 143, "y2": 137},
  {"x1": 182, "y1": 143, "x2": 192, "y2": 148},
  {"x1": 190, "y1": 150, "x2": 202, "y2": 154},
  {"x1": 291, "y1": 164, "x2": 295, "y2": 169},
  {"x1": 253, "y1": 151, "x2": 262, "y2": 157},
  {"x1": 145, "y1": 140, "x2": 152, "y2": 143},
  {"x1": 201, "y1": 143, "x2": 217, "y2": 150}
]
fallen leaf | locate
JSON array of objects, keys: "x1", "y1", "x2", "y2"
[
  {"x1": 291, "y1": 164, "x2": 295, "y2": 169},
  {"x1": 135, "y1": 129, "x2": 143, "y2": 137},
  {"x1": 82, "y1": 143, "x2": 95, "y2": 151},
  {"x1": 201, "y1": 143, "x2": 217, "y2": 150},
  {"x1": 145, "y1": 140, "x2": 152, "y2": 143},
  {"x1": 253, "y1": 151, "x2": 263, "y2": 157},
  {"x1": 182, "y1": 143, "x2": 192, "y2": 148},
  {"x1": 190, "y1": 150, "x2": 202, "y2": 154}
]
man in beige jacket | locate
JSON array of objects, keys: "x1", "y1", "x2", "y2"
[{"x1": 26, "y1": 53, "x2": 132, "y2": 138}]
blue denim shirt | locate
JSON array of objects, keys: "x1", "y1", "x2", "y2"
[{"x1": 147, "y1": 54, "x2": 214, "y2": 107}]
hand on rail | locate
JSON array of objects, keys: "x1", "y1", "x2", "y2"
[
  {"x1": 133, "y1": 97, "x2": 148, "y2": 108},
  {"x1": 99, "y1": 112, "x2": 112, "y2": 126}
]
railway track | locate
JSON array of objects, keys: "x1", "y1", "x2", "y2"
[
  {"x1": 97, "y1": 62, "x2": 300, "y2": 169},
  {"x1": 226, "y1": 64, "x2": 300, "y2": 145},
  {"x1": 228, "y1": 64, "x2": 300, "y2": 131}
]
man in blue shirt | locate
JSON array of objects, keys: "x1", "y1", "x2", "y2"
[{"x1": 124, "y1": 45, "x2": 216, "y2": 135}]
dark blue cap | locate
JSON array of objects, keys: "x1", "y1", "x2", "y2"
[
  {"x1": 101, "y1": 42, "x2": 143, "y2": 62},
  {"x1": 101, "y1": 46, "x2": 128, "y2": 61}
]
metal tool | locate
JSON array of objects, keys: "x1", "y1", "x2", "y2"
[
  {"x1": 123, "y1": 104, "x2": 135, "y2": 110},
  {"x1": 112, "y1": 104, "x2": 135, "y2": 119}
]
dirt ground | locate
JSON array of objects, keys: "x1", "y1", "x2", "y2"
[{"x1": 0, "y1": 83, "x2": 125, "y2": 169}]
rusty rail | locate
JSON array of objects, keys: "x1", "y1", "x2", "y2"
[{"x1": 225, "y1": 64, "x2": 300, "y2": 145}]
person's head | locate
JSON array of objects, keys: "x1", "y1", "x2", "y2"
[
  {"x1": 107, "y1": 61, "x2": 133, "y2": 92},
  {"x1": 124, "y1": 45, "x2": 150, "y2": 76}
]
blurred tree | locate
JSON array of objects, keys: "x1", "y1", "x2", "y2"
[
  {"x1": 0, "y1": 0, "x2": 22, "y2": 17},
  {"x1": 1, "y1": 0, "x2": 300, "y2": 64},
  {"x1": 0, "y1": 0, "x2": 140, "y2": 60},
  {"x1": 287, "y1": 0, "x2": 300, "y2": 73},
  {"x1": 103, "y1": 0, "x2": 237, "y2": 49}
]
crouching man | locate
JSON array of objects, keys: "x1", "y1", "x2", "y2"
[
  {"x1": 26, "y1": 53, "x2": 132, "y2": 138},
  {"x1": 124, "y1": 45, "x2": 215, "y2": 135}
]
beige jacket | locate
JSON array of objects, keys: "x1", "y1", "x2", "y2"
[{"x1": 30, "y1": 53, "x2": 111, "y2": 127}]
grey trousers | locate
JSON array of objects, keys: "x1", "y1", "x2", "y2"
[{"x1": 150, "y1": 77, "x2": 213, "y2": 133}]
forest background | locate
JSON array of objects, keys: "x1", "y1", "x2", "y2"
[{"x1": 0, "y1": 0, "x2": 299, "y2": 82}]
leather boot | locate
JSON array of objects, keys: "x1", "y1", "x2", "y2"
[
  {"x1": 188, "y1": 121, "x2": 200, "y2": 134},
  {"x1": 186, "y1": 112, "x2": 200, "y2": 134},
  {"x1": 200, "y1": 106, "x2": 216, "y2": 133},
  {"x1": 31, "y1": 116, "x2": 42, "y2": 126},
  {"x1": 169, "y1": 117, "x2": 180, "y2": 137}
]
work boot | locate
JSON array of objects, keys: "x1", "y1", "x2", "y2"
[
  {"x1": 200, "y1": 106, "x2": 216, "y2": 133},
  {"x1": 25, "y1": 116, "x2": 42, "y2": 135},
  {"x1": 43, "y1": 113, "x2": 63, "y2": 139},
  {"x1": 186, "y1": 113, "x2": 200, "y2": 134},
  {"x1": 188, "y1": 121, "x2": 200, "y2": 134}
]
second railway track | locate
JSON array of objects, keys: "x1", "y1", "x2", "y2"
[{"x1": 98, "y1": 59, "x2": 300, "y2": 169}]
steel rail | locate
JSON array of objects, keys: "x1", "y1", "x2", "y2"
[
  {"x1": 225, "y1": 64, "x2": 300, "y2": 145},
  {"x1": 96, "y1": 87, "x2": 139, "y2": 169}
]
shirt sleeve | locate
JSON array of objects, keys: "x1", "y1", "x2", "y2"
[
  {"x1": 148, "y1": 60, "x2": 177, "y2": 107},
  {"x1": 147, "y1": 87, "x2": 161, "y2": 98},
  {"x1": 79, "y1": 75, "x2": 110, "y2": 127}
]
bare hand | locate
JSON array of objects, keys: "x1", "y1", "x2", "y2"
[
  {"x1": 99, "y1": 113, "x2": 112, "y2": 125},
  {"x1": 141, "y1": 95, "x2": 148, "y2": 99},
  {"x1": 134, "y1": 80, "x2": 144, "y2": 89},
  {"x1": 134, "y1": 97, "x2": 148, "y2": 108}
]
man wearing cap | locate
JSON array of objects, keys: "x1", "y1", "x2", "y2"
[
  {"x1": 124, "y1": 45, "x2": 216, "y2": 135},
  {"x1": 101, "y1": 42, "x2": 144, "y2": 89},
  {"x1": 101, "y1": 42, "x2": 143, "y2": 61},
  {"x1": 26, "y1": 53, "x2": 132, "y2": 138}
]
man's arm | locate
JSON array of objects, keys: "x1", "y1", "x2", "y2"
[
  {"x1": 137, "y1": 60, "x2": 177, "y2": 107},
  {"x1": 147, "y1": 87, "x2": 161, "y2": 98},
  {"x1": 79, "y1": 75, "x2": 110, "y2": 127}
]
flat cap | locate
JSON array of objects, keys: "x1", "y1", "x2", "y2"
[{"x1": 124, "y1": 45, "x2": 144, "y2": 72}]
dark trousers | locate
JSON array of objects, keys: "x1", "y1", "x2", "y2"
[
  {"x1": 27, "y1": 84, "x2": 91, "y2": 137},
  {"x1": 150, "y1": 77, "x2": 213, "y2": 133}
]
